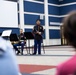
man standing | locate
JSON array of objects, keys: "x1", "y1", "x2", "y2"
[
  {"x1": 32, "y1": 19, "x2": 44, "y2": 55},
  {"x1": 13, "y1": 29, "x2": 26, "y2": 55}
]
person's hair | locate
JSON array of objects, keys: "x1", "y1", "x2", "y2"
[
  {"x1": 20, "y1": 29, "x2": 23, "y2": 30},
  {"x1": 36, "y1": 19, "x2": 41, "y2": 22},
  {"x1": 74, "y1": 71, "x2": 76, "y2": 75},
  {"x1": 63, "y1": 11, "x2": 76, "y2": 48}
]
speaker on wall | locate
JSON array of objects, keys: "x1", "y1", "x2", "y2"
[{"x1": 40, "y1": 15, "x2": 44, "y2": 20}]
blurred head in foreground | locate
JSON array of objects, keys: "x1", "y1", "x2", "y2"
[
  {"x1": 63, "y1": 11, "x2": 76, "y2": 48},
  {"x1": 55, "y1": 11, "x2": 76, "y2": 75},
  {"x1": 0, "y1": 37, "x2": 19, "y2": 75}
]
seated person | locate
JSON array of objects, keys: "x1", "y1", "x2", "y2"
[{"x1": 13, "y1": 29, "x2": 26, "y2": 55}]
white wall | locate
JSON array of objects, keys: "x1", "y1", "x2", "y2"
[{"x1": 0, "y1": 0, "x2": 18, "y2": 28}]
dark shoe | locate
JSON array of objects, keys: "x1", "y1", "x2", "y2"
[
  {"x1": 16, "y1": 52, "x2": 20, "y2": 55},
  {"x1": 16, "y1": 51, "x2": 20, "y2": 55},
  {"x1": 32, "y1": 53, "x2": 36, "y2": 55},
  {"x1": 21, "y1": 52, "x2": 23, "y2": 55}
]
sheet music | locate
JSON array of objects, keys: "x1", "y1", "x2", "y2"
[{"x1": 1, "y1": 30, "x2": 12, "y2": 37}]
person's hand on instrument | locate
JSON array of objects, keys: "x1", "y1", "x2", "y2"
[
  {"x1": 36, "y1": 31, "x2": 39, "y2": 34},
  {"x1": 35, "y1": 31, "x2": 41, "y2": 35},
  {"x1": 38, "y1": 32, "x2": 41, "y2": 35}
]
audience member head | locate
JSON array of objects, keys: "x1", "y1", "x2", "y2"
[{"x1": 63, "y1": 11, "x2": 76, "y2": 48}]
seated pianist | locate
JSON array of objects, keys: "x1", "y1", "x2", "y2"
[{"x1": 13, "y1": 29, "x2": 26, "y2": 55}]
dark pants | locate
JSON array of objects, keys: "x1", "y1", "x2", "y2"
[
  {"x1": 13, "y1": 42, "x2": 25, "y2": 54},
  {"x1": 34, "y1": 39, "x2": 42, "y2": 54}
]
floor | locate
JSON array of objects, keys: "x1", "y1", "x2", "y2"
[{"x1": 17, "y1": 46, "x2": 75, "y2": 75}]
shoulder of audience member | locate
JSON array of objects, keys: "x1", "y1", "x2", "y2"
[
  {"x1": 56, "y1": 56, "x2": 74, "y2": 71},
  {"x1": 0, "y1": 37, "x2": 13, "y2": 55},
  {"x1": 0, "y1": 37, "x2": 10, "y2": 51}
]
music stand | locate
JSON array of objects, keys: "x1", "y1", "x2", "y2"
[
  {"x1": 10, "y1": 34, "x2": 19, "y2": 41},
  {"x1": 24, "y1": 32, "x2": 34, "y2": 54},
  {"x1": 1, "y1": 30, "x2": 12, "y2": 40}
]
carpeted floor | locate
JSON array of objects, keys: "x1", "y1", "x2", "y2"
[
  {"x1": 17, "y1": 46, "x2": 74, "y2": 75},
  {"x1": 19, "y1": 64, "x2": 56, "y2": 74}
]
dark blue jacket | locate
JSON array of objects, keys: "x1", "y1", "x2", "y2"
[{"x1": 33, "y1": 25, "x2": 44, "y2": 40}]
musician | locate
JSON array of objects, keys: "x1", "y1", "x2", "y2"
[
  {"x1": 32, "y1": 19, "x2": 44, "y2": 55},
  {"x1": 13, "y1": 29, "x2": 26, "y2": 55}
]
